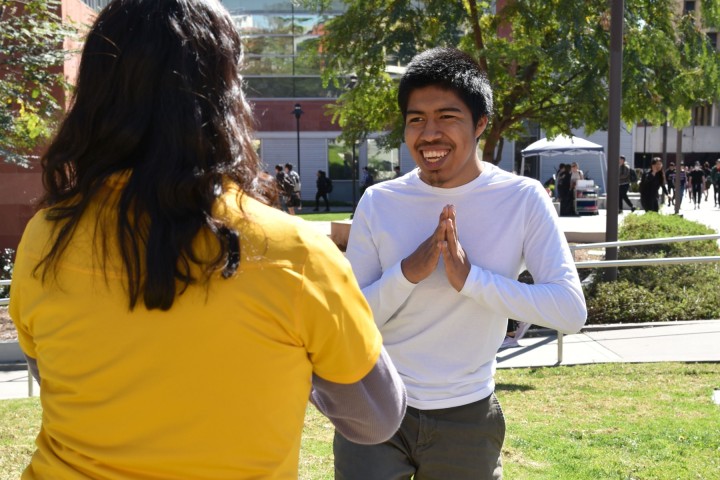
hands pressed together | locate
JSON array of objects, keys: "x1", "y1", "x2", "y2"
[{"x1": 400, "y1": 204, "x2": 470, "y2": 291}]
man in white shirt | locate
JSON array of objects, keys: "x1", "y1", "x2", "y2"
[{"x1": 335, "y1": 47, "x2": 587, "y2": 480}]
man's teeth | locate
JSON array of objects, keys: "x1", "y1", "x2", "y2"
[{"x1": 423, "y1": 150, "x2": 448, "y2": 162}]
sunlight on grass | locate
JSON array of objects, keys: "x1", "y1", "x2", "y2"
[
  {"x1": 297, "y1": 212, "x2": 352, "y2": 222},
  {"x1": 2, "y1": 363, "x2": 718, "y2": 479}
]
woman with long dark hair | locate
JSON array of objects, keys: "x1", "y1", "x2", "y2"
[{"x1": 9, "y1": 1, "x2": 404, "y2": 478}]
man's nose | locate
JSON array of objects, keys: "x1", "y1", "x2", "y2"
[{"x1": 420, "y1": 119, "x2": 442, "y2": 142}]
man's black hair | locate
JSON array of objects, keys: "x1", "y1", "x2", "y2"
[{"x1": 398, "y1": 48, "x2": 493, "y2": 128}]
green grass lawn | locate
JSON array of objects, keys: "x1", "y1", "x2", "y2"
[
  {"x1": 2, "y1": 363, "x2": 719, "y2": 479},
  {"x1": 297, "y1": 211, "x2": 352, "y2": 222}
]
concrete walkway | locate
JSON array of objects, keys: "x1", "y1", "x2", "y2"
[
  {"x1": 556, "y1": 194, "x2": 720, "y2": 243},
  {"x1": 497, "y1": 320, "x2": 720, "y2": 369}
]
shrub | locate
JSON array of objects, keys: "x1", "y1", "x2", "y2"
[
  {"x1": 584, "y1": 213, "x2": 720, "y2": 324},
  {"x1": 1, "y1": 248, "x2": 14, "y2": 298}
]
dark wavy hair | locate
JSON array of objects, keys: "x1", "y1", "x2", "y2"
[
  {"x1": 398, "y1": 47, "x2": 493, "y2": 129},
  {"x1": 35, "y1": 0, "x2": 269, "y2": 310}
]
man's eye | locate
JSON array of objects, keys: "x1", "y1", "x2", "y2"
[{"x1": 408, "y1": 117, "x2": 424, "y2": 124}]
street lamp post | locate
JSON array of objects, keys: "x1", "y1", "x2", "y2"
[
  {"x1": 351, "y1": 142, "x2": 357, "y2": 213},
  {"x1": 604, "y1": 0, "x2": 624, "y2": 282},
  {"x1": 643, "y1": 118, "x2": 648, "y2": 168},
  {"x1": 292, "y1": 103, "x2": 303, "y2": 177}
]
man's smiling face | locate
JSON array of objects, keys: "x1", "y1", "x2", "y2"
[{"x1": 404, "y1": 85, "x2": 487, "y2": 188}]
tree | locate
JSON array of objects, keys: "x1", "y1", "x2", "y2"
[
  {"x1": 0, "y1": 0, "x2": 76, "y2": 166},
  {"x1": 307, "y1": 0, "x2": 720, "y2": 165}
]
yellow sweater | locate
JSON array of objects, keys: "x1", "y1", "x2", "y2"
[{"x1": 11, "y1": 175, "x2": 381, "y2": 479}]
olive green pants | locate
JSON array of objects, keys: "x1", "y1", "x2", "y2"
[{"x1": 334, "y1": 393, "x2": 505, "y2": 480}]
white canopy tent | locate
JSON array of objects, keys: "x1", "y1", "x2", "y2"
[{"x1": 520, "y1": 135, "x2": 607, "y2": 193}]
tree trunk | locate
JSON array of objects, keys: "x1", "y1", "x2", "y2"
[{"x1": 483, "y1": 124, "x2": 503, "y2": 165}]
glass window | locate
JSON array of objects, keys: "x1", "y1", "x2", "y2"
[
  {"x1": 242, "y1": 36, "x2": 294, "y2": 56},
  {"x1": 242, "y1": 56, "x2": 295, "y2": 75},
  {"x1": 244, "y1": 77, "x2": 294, "y2": 97},
  {"x1": 243, "y1": 77, "x2": 341, "y2": 98},
  {"x1": 223, "y1": 1, "x2": 293, "y2": 14},
  {"x1": 224, "y1": 1, "x2": 345, "y2": 99},
  {"x1": 295, "y1": 37, "x2": 323, "y2": 74},
  {"x1": 224, "y1": 0, "x2": 345, "y2": 14},
  {"x1": 328, "y1": 140, "x2": 356, "y2": 181},
  {"x1": 693, "y1": 103, "x2": 713, "y2": 127},
  {"x1": 707, "y1": 32, "x2": 718, "y2": 50},
  {"x1": 367, "y1": 139, "x2": 399, "y2": 182},
  {"x1": 233, "y1": 14, "x2": 295, "y2": 35},
  {"x1": 294, "y1": 77, "x2": 339, "y2": 97}
]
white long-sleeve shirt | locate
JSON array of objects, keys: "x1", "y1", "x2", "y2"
[{"x1": 346, "y1": 163, "x2": 587, "y2": 409}]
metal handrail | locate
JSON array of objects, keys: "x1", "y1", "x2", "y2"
[
  {"x1": 576, "y1": 256, "x2": 720, "y2": 269},
  {"x1": 569, "y1": 234, "x2": 720, "y2": 251}
]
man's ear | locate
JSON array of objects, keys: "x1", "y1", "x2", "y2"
[{"x1": 475, "y1": 116, "x2": 489, "y2": 138}]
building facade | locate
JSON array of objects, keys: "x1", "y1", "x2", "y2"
[{"x1": 226, "y1": 0, "x2": 406, "y2": 205}]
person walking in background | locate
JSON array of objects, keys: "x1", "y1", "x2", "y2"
[
  {"x1": 274, "y1": 163, "x2": 291, "y2": 213},
  {"x1": 640, "y1": 157, "x2": 668, "y2": 212},
  {"x1": 570, "y1": 162, "x2": 584, "y2": 188},
  {"x1": 569, "y1": 162, "x2": 584, "y2": 210},
  {"x1": 284, "y1": 163, "x2": 302, "y2": 212},
  {"x1": 557, "y1": 163, "x2": 575, "y2": 216},
  {"x1": 688, "y1": 162, "x2": 705, "y2": 209},
  {"x1": 314, "y1": 169, "x2": 332, "y2": 212},
  {"x1": 711, "y1": 159, "x2": 720, "y2": 207},
  {"x1": 678, "y1": 164, "x2": 688, "y2": 204},
  {"x1": 337, "y1": 47, "x2": 586, "y2": 480},
  {"x1": 394, "y1": 165, "x2": 402, "y2": 178},
  {"x1": 665, "y1": 162, "x2": 676, "y2": 206},
  {"x1": 360, "y1": 166, "x2": 374, "y2": 195},
  {"x1": 554, "y1": 163, "x2": 565, "y2": 201},
  {"x1": 8, "y1": 1, "x2": 405, "y2": 478},
  {"x1": 618, "y1": 155, "x2": 636, "y2": 213},
  {"x1": 702, "y1": 162, "x2": 712, "y2": 202}
]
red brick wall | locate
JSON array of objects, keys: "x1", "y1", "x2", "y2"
[{"x1": 251, "y1": 100, "x2": 338, "y2": 132}]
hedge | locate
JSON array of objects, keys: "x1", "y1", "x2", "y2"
[{"x1": 584, "y1": 213, "x2": 720, "y2": 324}]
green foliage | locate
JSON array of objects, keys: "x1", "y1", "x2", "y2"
[
  {"x1": 0, "y1": 248, "x2": 13, "y2": 298},
  {"x1": 303, "y1": 0, "x2": 720, "y2": 163},
  {"x1": 584, "y1": 213, "x2": 720, "y2": 323},
  {"x1": 0, "y1": 0, "x2": 77, "y2": 166}
]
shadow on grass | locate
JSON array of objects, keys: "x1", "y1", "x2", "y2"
[{"x1": 495, "y1": 383, "x2": 535, "y2": 393}]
